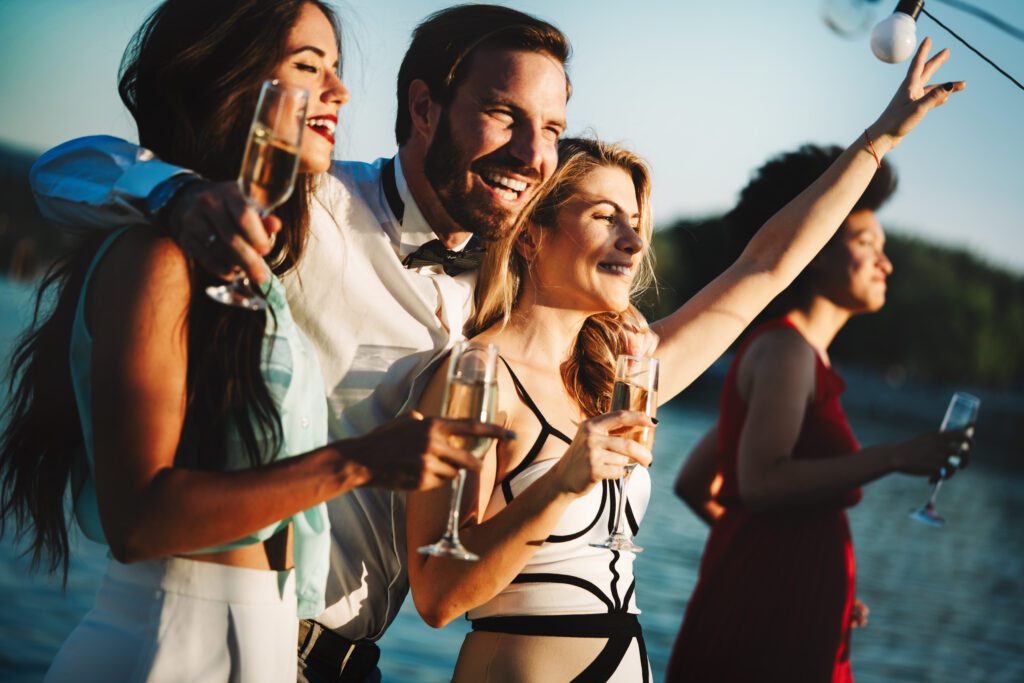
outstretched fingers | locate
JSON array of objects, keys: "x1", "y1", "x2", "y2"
[
  {"x1": 920, "y1": 80, "x2": 967, "y2": 112},
  {"x1": 905, "y1": 36, "x2": 933, "y2": 85},
  {"x1": 920, "y1": 46, "x2": 951, "y2": 84}
]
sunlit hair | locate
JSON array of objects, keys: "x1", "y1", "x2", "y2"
[
  {"x1": 0, "y1": 0, "x2": 342, "y2": 583},
  {"x1": 395, "y1": 4, "x2": 571, "y2": 145},
  {"x1": 469, "y1": 137, "x2": 655, "y2": 417}
]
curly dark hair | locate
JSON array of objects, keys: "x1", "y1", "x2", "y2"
[{"x1": 726, "y1": 144, "x2": 897, "y2": 314}]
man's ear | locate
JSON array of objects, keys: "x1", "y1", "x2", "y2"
[{"x1": 408, "y1": 79, "x2": 441, "y2": 143}]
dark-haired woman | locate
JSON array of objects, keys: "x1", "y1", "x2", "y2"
[
  {"x1": 666, "y1": 146, "x2": 973, "y2": 682},
  {"x1": 405, "y1": 38, "x2": 964, "y2": 681},
  {"x1": 0, "y1": 2, "x2": 492, "y2": 681}
]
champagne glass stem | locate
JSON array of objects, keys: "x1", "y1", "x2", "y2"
[
  {"x1": 443, "y1": 470, "x2": 467, "y2": 543},
  {"x1": 926, "y1": 477, "x2": 944, "y2": 507},
  {"x1": 612, "y1": 471, "x2": 632, "y2": 536}
]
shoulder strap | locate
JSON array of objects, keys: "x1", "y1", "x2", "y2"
[
  {"x1": 498, "y1": 356, "x2": 573, "y2": 499},
  {"x1": 498, "y1": 356, "x2": 572, "y2": 444},
  {"x1": 74, "y1": 227, "x2": 134, "y2": 337}
]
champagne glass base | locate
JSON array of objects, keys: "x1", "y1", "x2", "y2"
[
  {"x1": 590, "y1": 533, "x2": 644, "y2": 554},
  {"x1": 206, "y1": 283, "x2": 267, "y2": 311},
  {"x1": 418, "y1": 537, "x2": 479, "y2": 562},
  {"x1": 909, "y1": 502, "x2": 945, "y2": 527}
]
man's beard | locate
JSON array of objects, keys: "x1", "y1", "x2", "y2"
[{"x1": 423, "y1": 113, "x2": 539, "y2": 241}]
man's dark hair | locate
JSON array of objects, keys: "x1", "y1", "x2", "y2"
[
  {"x1": 726, "y1": 144, "x2": 898, "y2": 313},
  {"x1": 394, "y1": 4, "x2": 571, "y2": 145}
]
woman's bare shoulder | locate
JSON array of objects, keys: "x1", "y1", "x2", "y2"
[{"x1": 87, "y1": 229, "x2": 192, "y2": 332}]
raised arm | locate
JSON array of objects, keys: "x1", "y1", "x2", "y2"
[
  {"x1": 406, "y1": 362, "x2": 653, "y2": 628},
  {"x1": 650, "y1": 38, "x2": 964, "y2": 401},
  {"x1": 733, "y1": 328, "x2": 962, "y2": 511},
  {"x1": 674, "y1": 423, "x2": 724, "y2": 526},
  {"x1": 31, "y1": 135, "x2": 277, "y2": 284}
]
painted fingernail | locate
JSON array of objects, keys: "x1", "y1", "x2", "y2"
[
  {"x1": 651, "y1": 417, "x2": 659, "y2": 425},
  {"x1": 505, "y1": 430, "x2": 517, "y2": 440},
  {"x1": 943, "y1": 82, "x2": 955, "y2": 91}
]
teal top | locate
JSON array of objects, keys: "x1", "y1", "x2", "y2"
[{"x1": 68, "y1": 227, "x2": 331, "y2": 618}]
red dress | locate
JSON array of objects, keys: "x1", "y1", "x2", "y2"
[{"x1": 666, "y1": 318, "x2": 861, "y2": 683}]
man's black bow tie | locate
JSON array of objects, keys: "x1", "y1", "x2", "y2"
[{"x1": 402, "y1": 238, "x2": 486, "y2": 276}]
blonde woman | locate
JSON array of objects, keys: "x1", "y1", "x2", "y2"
[{"x1": 406, "y1": 40, "x2": 962, "y2": 682}]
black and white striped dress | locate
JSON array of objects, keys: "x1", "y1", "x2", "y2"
[{"x1": 461, "y1": 358, "x2": 652, "y2": 682}]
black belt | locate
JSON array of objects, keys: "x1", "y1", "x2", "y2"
[
  {"x1": 472, "y1": 613, "x2": 649, "y2": 683},
  {"x1": 472, "y1": 612, "x2": 641, "y2": 638},
  {"x1": 298, "y1": 619, "x2": 380, "y2": 682}
]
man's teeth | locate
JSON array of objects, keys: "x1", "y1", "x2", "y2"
[
  {"x1": 307, "y1": 117, "x2": 336, "y2": 134},
  {"x1": 493, "y1": 186, "x2": 517, "y2": 200},
  {"x1": 600, "y1": 264, "x2": 632, "y2": 276},
  {"x1": 484, "y1": 172, "x2": 527, "y2": 193}
]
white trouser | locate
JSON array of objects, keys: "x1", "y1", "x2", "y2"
[{"x1": 45, "y1": 556, "x2": 297, "y2": 683}]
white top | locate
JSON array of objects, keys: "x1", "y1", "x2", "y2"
[
  {"x1": 467, "y1": 360, "x2": 651, "y2": 620},
  {"x1": 469, "y1": 458, "x2": 651, "y2": 619},
  {"x1": 31, "y1": 138, "x2": 475, "y2": 640}
]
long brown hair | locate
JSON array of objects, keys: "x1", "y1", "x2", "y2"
[
  {"x1": 469, "y1": 137, "x2": 655, "y2": 417},
  {"x1": 0, "y1": 0, "x2": 342, "y2": 582}
]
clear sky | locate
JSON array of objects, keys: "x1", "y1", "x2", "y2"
[{"x1": 1, "y1": 0, "x2": 1021, "y2": 272}]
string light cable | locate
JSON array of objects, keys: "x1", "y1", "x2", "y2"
[{"x1": 926, "y1": 0, "x2": 1024, "y2": 92}]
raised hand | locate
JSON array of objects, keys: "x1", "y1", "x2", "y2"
[
  {"x1": 347, "y1": 411, "x2": 514, "y2": 491},
  {"x1": 552, "y1": 410, "x2": 654, "y2": 497},
  {"x1": 169, "y1": 180, "x2": 281, "y2": 284},
  {"x1": 869, "y1": 37, "x2": 966, "y2": 148}
]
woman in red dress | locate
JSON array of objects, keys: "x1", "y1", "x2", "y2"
[{"x1": 668, "y1": 145, "x2": 973, "y2": 682}]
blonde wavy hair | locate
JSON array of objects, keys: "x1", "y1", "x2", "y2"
[{"x1": 468, "y1": 137, "x2": 656, "y2": 417}]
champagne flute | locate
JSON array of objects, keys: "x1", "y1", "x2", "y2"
[
  {"x1": 206, "y1": 79, "x2": 309, "y2": 311},
  {"x1": 418, "y1": 341, "x2": 500, "y2": 561},
  {"x1": 591, "y1": 354, "x2": 658, "y2": 553},
  {"x1": 909, "y1": 391, "x2": 980, "y2": 527}
]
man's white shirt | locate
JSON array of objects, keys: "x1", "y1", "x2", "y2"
[{"x1": 31, "y1": 138, "x2": 476, "y2": 640}]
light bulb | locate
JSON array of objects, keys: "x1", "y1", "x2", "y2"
[
  {"x1": 870, "y1": 0, "x2": 923, "y2": 63},
  {"x1": 822, "y1": 0, "x2": 885, "y2": 38}
]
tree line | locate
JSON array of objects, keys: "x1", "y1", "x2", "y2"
[
  {"x1": 1, "y1": 144, "x2": 1021, "y2": 389},
  {"x1": 642, "y1": 217, "x2": 1024, "y2": 391}
]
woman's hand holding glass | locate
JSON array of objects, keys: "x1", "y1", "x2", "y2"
[
  {"x1": 418, "y1": 342, "x2": 502, "y2": 562},
  {"x1": 551, "y1": 411, "x2": 655, "y2": 498},
  {"x1": 347, "y1": 411, "x2": 512, "y2": 491},
  {"x1": 908, "y1": 392, "x2": 979, "y2": 526},
  {"x1": 207, "y1": 79, "x2": 308, "y2": 310},
  {"x1": 891, "y1": 427, "x2": 973, "y2": 478}
]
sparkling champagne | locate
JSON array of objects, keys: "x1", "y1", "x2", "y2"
[
  {"x1": 238, "y1": 125, "x2": 300, "y2": 212},
  {"x1": 443, "y1": 378, "x2": 498, "y2": 456},
  {"x1": 611, "y1": 380, "x2": 657, "y2": 468}
]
